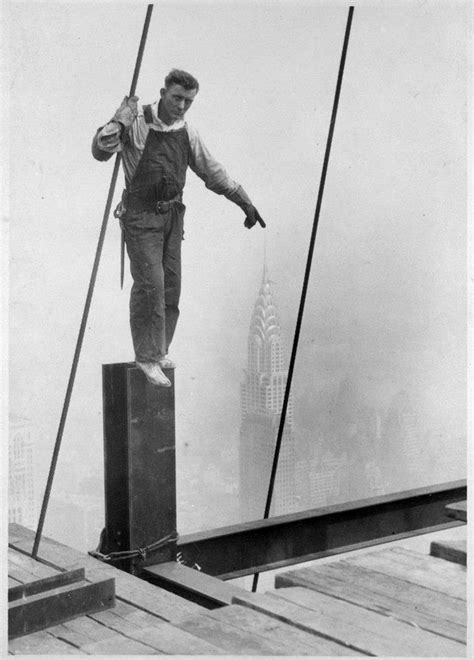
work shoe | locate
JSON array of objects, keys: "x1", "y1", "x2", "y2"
[
  {"x1": 136, "y1": 361, "x2": 171, "y2": 387},
  {"x1": 158, "y1": 355, "x2": 176, "y2": 369}
]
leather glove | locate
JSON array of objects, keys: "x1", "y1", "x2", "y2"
[
  {"x1": 243, "y1": 205, "x2": 266, "y2": 229},
  {"x1": 112, "y1": 95, "x2": 139, "y2": 129}
]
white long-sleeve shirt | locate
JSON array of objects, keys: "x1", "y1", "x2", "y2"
[{"x1": 92, "y1": 100, "x2": 252, "y2": 208}]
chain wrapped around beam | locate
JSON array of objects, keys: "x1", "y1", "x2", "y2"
[{"x1": 89, "y1": 531, "x2": 179, "y2": 563}]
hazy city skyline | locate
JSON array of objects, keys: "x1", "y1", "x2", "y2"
[{"x1": 10, "y1": 257, "x2": 466, "y2": 551}]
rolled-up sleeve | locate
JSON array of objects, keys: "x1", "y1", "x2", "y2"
[
  {"x1": 187, "y1": 124, "x2": 252, "y2": 208},
  {"x1": 91, "y1": 121, "x2": 123, "y2": 161}
]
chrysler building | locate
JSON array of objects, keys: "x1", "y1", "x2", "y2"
[{"x1": 239, "y1": 265, "x2": 296, "y2": 521}]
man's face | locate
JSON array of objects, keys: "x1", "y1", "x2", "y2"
[{"x1": 159, "y1": 84, "x2": 198, "y2": 124}]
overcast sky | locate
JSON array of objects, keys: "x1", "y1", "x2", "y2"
[{"x1": 4, "y1": 0, "x2": 470, "y2": 538}]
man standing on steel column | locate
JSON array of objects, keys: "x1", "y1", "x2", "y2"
[{"x1": 92, "y1": 69, "x2": 265, "y2": 387}]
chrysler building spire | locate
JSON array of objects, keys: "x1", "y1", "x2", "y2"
[{"x1": 239, "y1": 264, "x2": 296, "y2": 520}]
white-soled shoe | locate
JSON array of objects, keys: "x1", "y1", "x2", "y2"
[
  {"x1": 136, "y1": 361, "x2": 171, "y2": 387},
  {"x1": 158, "y1": 355, "x2": 176, "y2": 369}
]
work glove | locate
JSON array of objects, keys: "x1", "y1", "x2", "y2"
[
  {"x1": 243, "y1": 205, "x2": 266, "y2": 229},
  {"x1": 112, "y1": 95, "x2": 139, "y2": 129}
]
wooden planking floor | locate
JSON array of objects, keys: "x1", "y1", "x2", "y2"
[
  {"x1": 267, "y1": 543, "x2": 467, "y2": 656},
  {"x1": 173, "y1": 604, "x2": 361, "y2": 656},
  {"x1": 276, "y1": 557, "x2": 465, "y2": 642},
  {"x1": 9, "y1": 525, "x2": 467, "y2": 656},
  {"x1": 346, "y1": 546, "x2": 466, "y2": 600}
]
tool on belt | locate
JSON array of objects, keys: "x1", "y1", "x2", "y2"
[{"x1": 113, "y1": 191, "x2": 127, "y2": 288}]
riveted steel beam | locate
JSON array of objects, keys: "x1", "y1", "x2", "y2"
[{"x1": 175, "y1": 481, "x2": 466, "y2": 579}]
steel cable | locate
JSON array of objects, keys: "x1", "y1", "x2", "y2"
[
  {"x1": 32, "y1": 5, "x2": 155, "y2": 558},
  {"x1": 252, "y1": 5, "x2": 354, "y2": 592}
]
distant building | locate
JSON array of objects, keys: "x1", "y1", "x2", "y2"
[
  {"x1": 308, "y1": 449, "x2": 344, "y2": 507},
  {"x1": 239, "y1": 266, "x2": 296, "y2": 520},
  {"x1": 382, "y1": 390, "x2": 423, "y2": 490},
  {"x1": 9, "y1": 415, "x2": 36, "y2": 529},
  {"x1": 365, "y1": 460, "x2": 386, "y2": 496}
]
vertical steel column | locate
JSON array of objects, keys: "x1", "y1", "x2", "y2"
[{"x1": 102, "y1": 362, "x2": 176, "y2": 573}]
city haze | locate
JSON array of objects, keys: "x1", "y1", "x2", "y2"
[{"x1": 6, "y1": 1, "x2": 468, "y2": 549}]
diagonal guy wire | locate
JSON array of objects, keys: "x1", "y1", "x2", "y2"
[
  {"x1": 32, "y1": 5, "x2": 155, "y2": 558},
  {"x1": 252, "y1": 5, "x2": 355, "y2": 592}
]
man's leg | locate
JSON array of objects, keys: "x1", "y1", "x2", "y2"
[
  {"x1": 124, "y1": 211, "x2": 171, "y2": 386},
  {"x1": 162, "y1": 204, "x2": 184, "y2": 355}
]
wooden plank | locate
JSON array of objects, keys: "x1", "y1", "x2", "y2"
[
  {"x1": 8, "y1": 548, "x2": 60, "y2": 579},
  {"x1": 122, "y1": 622, "x2": 227, "y2": 655},
  {"x1": 87, "y1": 601, "x2": 177, "y2": 643},
  {"x1": 445, "y1": 501, "x2": 467, "y2": 522},
  {"x1": 47, "y1": 613, "x2": 124, "y2": 644},
  {"x1": 8, "y1": 577, "x2": 22, "y2": 588},
  {"x1": 391, "y1": 545, "x2": 467, "y2": 575},
  {"x1": 233, "y1": 590, "x2": 465, "y2": 657},
  {"x1": 8, "y1": 565, "x2": 40, "y2": 585},
  {"x1": 87, "y1": 597, "x2": 227, "y2": 654},
  {"x1": 45, "y1": 621, "x2": 105, "y2": 650},
  {"x1": 93, "y1": 597, "x2": 136, "y2": 618},
  {"x1": 275, "y1": 560, "x2": 464, "y2": 624},
  {"x1": 116, "y1": 579, "x2": 201, "y2": 620},
  {"x1": 9, "y1": 630, "x2": 86, "y2": 655},
  {"x1": 430, "y1": 538, "x2": 467, "y2": 566},
  {"x1": 90, "y1": 599, "x2": 171, "y2": 634},
  {"x1": 89, "y1": 604, "x2": 150, "y2": 637},
  {"x1": 115, "y1": 606, "x2": 176, "y2": 630},
  {"x1": 207, "y1": 603, "x2": 364, "y2": 656},
  {"x1": 144, "y1": 561, "x2": 248, "y2": 605},
  {"x1": 276, "y1": 563, "x2": 466, "y2": 643},
  {"x1": 82, "y1": 636, "x2": 160, "y2": 655},
  {"x1": 9, "y1": 568, "x2": 85, "y2": 602},
  {"x1": 174, "y1": 609, "x2": 310, "y2": 655},
  {"x1": 319, "y1": 560, "x2": 464, "y2": 625},
  {"x1": 9, "y1": 577, "x2": 115, "y2": 640},
  {"x1": 346, "y1": 547, "x2": 466, "y2": 600},
  {"x1": 9, "y1": 523, "x2": 202, "y2": 621},
  {"x1": 273, "y1": 587, "x2": 466, "y2": 656}
]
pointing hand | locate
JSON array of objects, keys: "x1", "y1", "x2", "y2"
[{"x1": 243, "y1": 205, "x2": 266, "y2": 229}]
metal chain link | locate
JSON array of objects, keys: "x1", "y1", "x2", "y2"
[{"x1": 89, "y1": 530, "x2": 178, "y2": 563}]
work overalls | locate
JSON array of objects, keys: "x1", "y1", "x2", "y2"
[{"x1": 122, "y1": 107, "x2": 191, "y2": 363}]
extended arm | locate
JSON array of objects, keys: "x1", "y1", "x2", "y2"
[{"x1": 187, "y1": 124, "x2": 265, "y2": 229}]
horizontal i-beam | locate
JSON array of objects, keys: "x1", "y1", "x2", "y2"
[{"x1": 175, "y1": 480, "x2": 466, "y2": 580}]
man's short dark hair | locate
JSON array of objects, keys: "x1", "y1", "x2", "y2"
[{"x1": 165, "y1": 69, "x2": 199, "y2": 92}]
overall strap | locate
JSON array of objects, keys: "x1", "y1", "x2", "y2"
[
  {"x1": 125, "y1": 105, "x2": 154, "y2": 192},
  {"x1": 143, "y1": 104, "x2": 154, "y2": 124}
]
